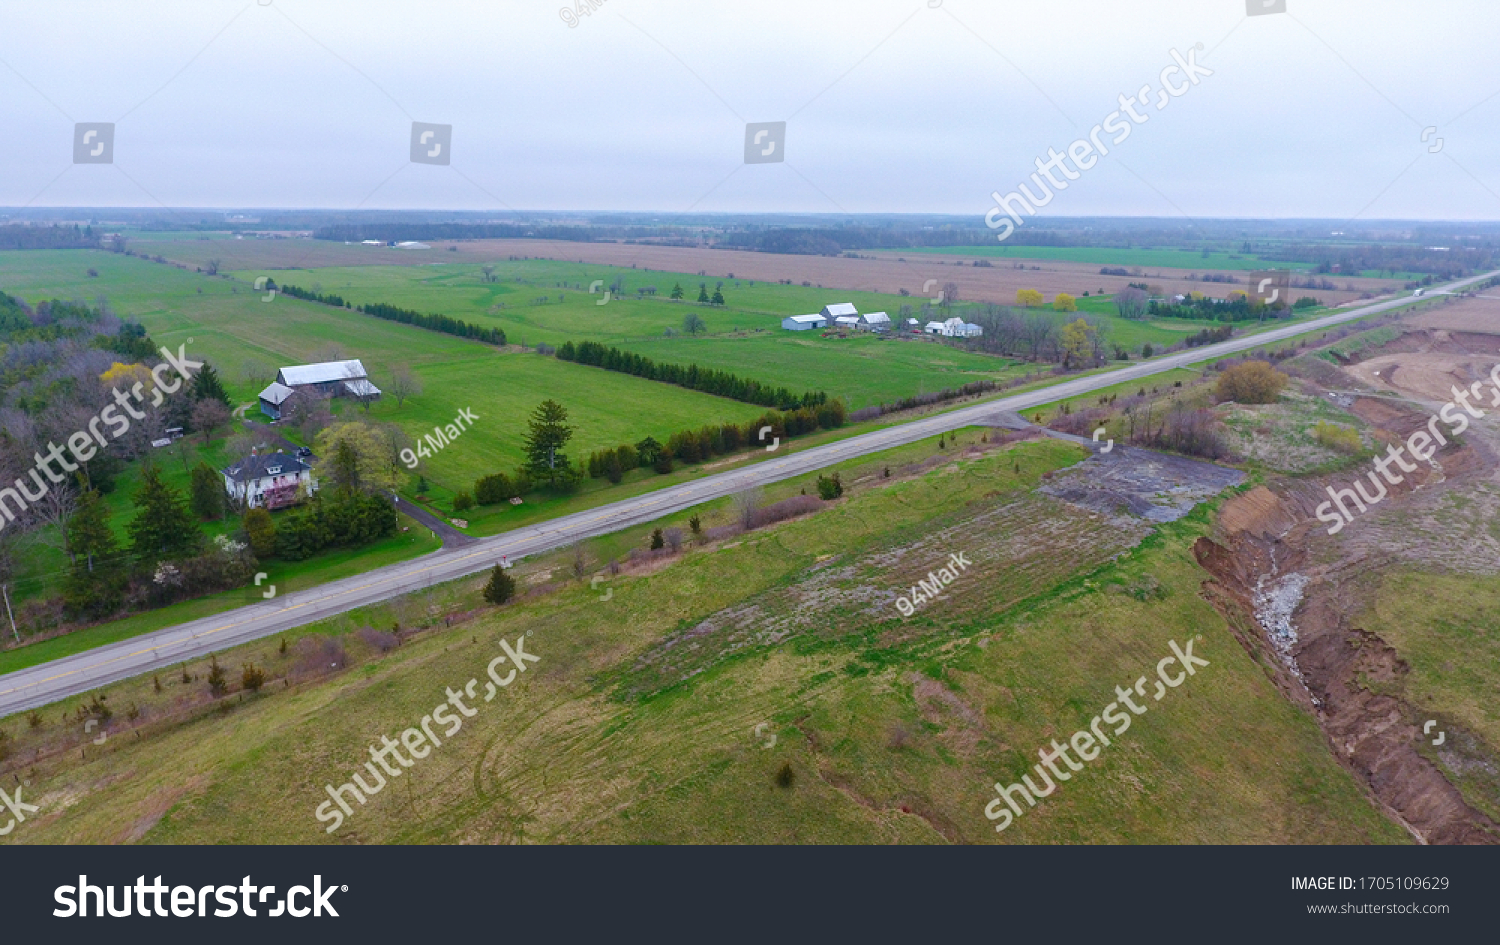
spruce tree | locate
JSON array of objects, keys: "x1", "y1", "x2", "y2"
[
  {"x1": 482, "y1": 564, "x2": 515, "y2": 605},
  {"x1": 191, "y1": 362, "x2": 232, "y2": 407},
  {"x1": 67, "y1": 489, "x2": 117, "y2": 573},
  {"x1": 696, "y1": 283, "x2": 710, "y2": 303},
  {"x1": 189, "y1": 462, "x2": 223, "y2": 520},
  {"x1": 521, "y1": 399, "x2": 576, "y2": 490},
  {"x1": 127, "y1": 465, "x2": 203, "y2": 567},
  {"x1": 63, "y1": 490, "x2": 126, "y2": 619}
]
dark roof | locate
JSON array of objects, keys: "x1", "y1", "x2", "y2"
[{"x1": 222, "y1": 451, "x2": 310, "y2": 483}]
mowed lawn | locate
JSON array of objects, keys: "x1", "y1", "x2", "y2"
[
  {"x1": 615, "y1": 333, "x2": 1031, "y2": 409},
  {"x1": 360, "y1": 354, "x2": 767, "y2": 487}
]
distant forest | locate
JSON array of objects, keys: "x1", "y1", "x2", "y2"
[{"x1": 0, "y1": 224, "x2": 101, "y2": 251}]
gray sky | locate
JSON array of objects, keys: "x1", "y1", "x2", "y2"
[{"x1": 2, "y1": 0, "x2": 1497, "y2": 222}]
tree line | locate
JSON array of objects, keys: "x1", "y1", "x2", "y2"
[
  {"x1": 279, "y1": 285, "x2": 507, "y2": 347},
  {"x1": 554, "y1": 340, "x2": 825, "y2": 411},
  {"x1": 583, "y1": 399, "x2": 847, "y2": 483},
  {"x1": 456, "y1": 397, "x2": 846, "y2": 509},
  {"x1": 0, "y1": 224, "x2": 100, "y2": 251}
]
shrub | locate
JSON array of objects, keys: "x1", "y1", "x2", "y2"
[
  {"x1": 475, "y1": 472, "x2": 516, "y2": 504},
  {"x1": 816, "y1": 472, "x2": 843, "y2": 500},
  {"x1": 243, "y1": 508, "x2": 276, "y2": 558},
  {"x1": 452, "y1": 490, "x2": 474, "y2": 512},
  {"x1": 650, "y1": 528, "x2": 665, "y2": 550},
  {"x1": 775, "y1": 763, "x2": 795, "y2": 789},
  {"x1": 207, "y1": 657, "x2": 227, "y2": 698},
  {"x1": 1313, "y1": 420, "x2": 1362, "y2": 454},
  {"x1": 483, "y1": 564, "x2": 516, "y2": 605},
  {"x1": 355, "y1": 626, "x2": 399, "y2": 652},
  {"x1": 1216, "y1": 360, "x2": 1288, "y2": 404},
  {"x1": 241, "y1": 663, "x2": 265, "y2": 692},
  {"x1": 688, "y1": 514, "x2": 701, "y2": 535}
]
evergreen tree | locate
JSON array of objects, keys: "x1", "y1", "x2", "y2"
[
  {"x1": 189, "y1": 462, "x2": 223, "y2": 520},
  {"x1": 67, "y1": 489, "x2": 118, "y2": 572},
  {"x1": 669, "y1": 283, "x2": 684, "y2": 300},
  {"x1": 482, "y1": 564, "x2": 515, "y2": 605},
  {"x1": 127, "y1": 465, "x2": 203, "y2": 567},
  {"x1": 696, "y1": 283, "x2": 710, "y2": 303},
  {"x1": 633, "y1": 437, "x2": 663, "y2": 466},
  {"x1": 521, "y1": 399, "x2": 576, "y2": 490},
  {"x1": 63, "y1": 490, "x2": 126, "y2": 619},
  {"x1": 243, "y1": 507, "x2": 276, "y2": 558},
  {"x1": 190, "y1": 362, "x2": 232, "y2": 407},
  {"x1": 711, "y1": 283, "x2": 724, "y2": 305}
]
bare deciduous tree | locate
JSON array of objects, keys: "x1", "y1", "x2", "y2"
[
  {"x1": 239, "y1": 358, "x2": 273, "y2": 390},
  {"x1": 310, "y1": 342, "x2": 345, "y2": 363},
  {"x1": 1114, "y1": 286, "x2": 1147, "y2": 320},
  {"x1": 192, "y1": 399, "x2": 231, "y2": 444},
  {"x1": 388, "y1": 365, "x2": 421, "y2": 408},
  {"x1": 733, "y1": 487, "x2": 763, "y2": 531}
]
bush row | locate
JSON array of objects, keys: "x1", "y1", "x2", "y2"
[
  {"x1": 555, "y1": 340, "x2": 824, "y2": 410},
  {"x1": 583, "y1": 402, "x2": 847, "y2": 483}
]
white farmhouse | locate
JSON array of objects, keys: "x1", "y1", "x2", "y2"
[
  {"x1": 222, "y1": 451, "x2": 318, "y2": 511},
  {"x1": 781, "y1": 314, "x2": 827, "y2": 331},
  {"x1": 924, "y1": 317, "x2": 983, "y2": 338}
]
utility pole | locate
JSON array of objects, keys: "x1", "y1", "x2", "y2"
[{"x1": 2, "y1": 584, "x2": 17, "y2": 644}]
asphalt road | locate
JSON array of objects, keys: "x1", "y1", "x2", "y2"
[{"x1": 1, "y1": 271, "x2": 1494, "y2": 717}]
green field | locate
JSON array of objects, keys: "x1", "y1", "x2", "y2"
[{"x1": 1, "y1": 434, "x2": 1405, "y2": 845}]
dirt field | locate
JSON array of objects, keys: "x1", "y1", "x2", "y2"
[
  {"x1": 1344, "y1": 328, "x2": 1500, "y2": 405},
  {"x1": 1409, "y1": 295, "x2": 1500, "y2": 333},
  {"x1": 138, "y1": 235, "x2": 1399, "y2": 308}
]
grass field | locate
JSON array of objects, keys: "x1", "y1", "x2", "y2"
[
  {"x1": 1357, "y1": 572, "x2": 1500, "y2": 824},
  {"x1": 0, "y1": 434, "x2": 1405, "y2": 844}
]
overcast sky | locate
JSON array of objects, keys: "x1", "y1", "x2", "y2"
[{"x1": 1, "y1": 0, "x2": 1496, "y2": 223}]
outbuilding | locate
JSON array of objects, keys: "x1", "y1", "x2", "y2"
[{"x1": 781, "y1": 314, "x2": 827, "y2": 330}]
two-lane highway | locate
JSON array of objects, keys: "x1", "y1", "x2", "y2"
[{"x1": 1, "y1": 270, "x2": 1493, "y2": 716}]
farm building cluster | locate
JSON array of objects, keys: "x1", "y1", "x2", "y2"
[{"x1": 782, "y1": 302, "x2": 980, "y2": 338}]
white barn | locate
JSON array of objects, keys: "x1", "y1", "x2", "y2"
[
  {"x1": 858, "y1": 312, "x2": 891, "y2": 331},
  {"x1": 276, "y1": 360, "x2": 383, "y2": 402},
  {"x1": 820, "y1": 302, "x2": 858, "y2": 320},
  {"x1": 834, "y1": 315, "x2": 860, "y2": 329},
  {"x1": 781, "y1": 314, "x2": 827, "y2": 331}
]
